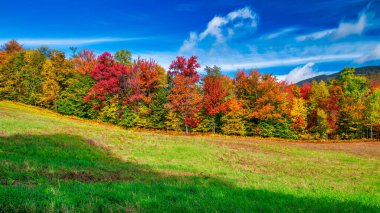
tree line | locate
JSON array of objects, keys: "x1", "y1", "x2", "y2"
[{"x1": 1, "y1": 40, "x2": 379, "y2": 139}]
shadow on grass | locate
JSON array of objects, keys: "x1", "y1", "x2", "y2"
[{"x1": 0, "y1": 134, "x2": 378, "y2": 212}]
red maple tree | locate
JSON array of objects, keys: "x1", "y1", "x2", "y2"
[
  {"x1": 167, "y1": 56, "x2": 202, "y2": 133},
  {"x1": 203, "y1": 66, "x2": 230, "y2": 133},
  {"x1": 85, "y1": 52, "x2": 139, "y2": 110}
]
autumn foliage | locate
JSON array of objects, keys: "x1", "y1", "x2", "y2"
[
  {"x1": 167, "y1": 56, "x2": 202, "y2": 133},
  {"x1": 1, "y1": 39, "x2": 379, "y2": 139}
]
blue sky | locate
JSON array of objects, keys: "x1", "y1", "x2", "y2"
[{"x1": 1, "y1": 0, "x2": 380, "y2": 82}]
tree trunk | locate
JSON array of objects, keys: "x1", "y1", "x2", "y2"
[
  {"x1": 212, "y1": 117, "x2": 216, "y2": 134},
  {"x1": 185, "y1": 123, "x2": 188, "y2": 134}
]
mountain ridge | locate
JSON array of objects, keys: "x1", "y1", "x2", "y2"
[{"x1": 297, "y1": 65, "x2": 380, "y2": 85}]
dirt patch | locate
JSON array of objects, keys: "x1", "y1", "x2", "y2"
[
  {"x1": 212, "y1": 137, "x2": 380, "y2": 158},
  {"x1": 0, "y1": 131, "x2": 7, "y2": 136},
  {"x1": 86, "y1": 139, "x2": 109, "y2": 149},
  {"x1": 61, "y1": 171, "x2": 96, "y2": 182},
  {"x1": 58, "y1": 170, "x2": 133, "y2": 182},
  {"x1": 285, "y1": 142, "x2": 380, "y2": 158}
]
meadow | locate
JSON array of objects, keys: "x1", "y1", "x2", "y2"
[{"x1": 0, "y1": 101, "x2": 379, "y2": 212}]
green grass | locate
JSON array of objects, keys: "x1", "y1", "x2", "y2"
[{"x1": 0, "y1": 101, "x2": 379, "y2": 212}]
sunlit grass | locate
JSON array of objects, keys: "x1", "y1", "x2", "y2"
[{"x1": 0, "y1": 101, "x2": 379, "y2": 212}]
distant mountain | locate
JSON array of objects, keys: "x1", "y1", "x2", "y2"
[{"x1": 297, "y1": 66, "x2": 380, "y2": 85}]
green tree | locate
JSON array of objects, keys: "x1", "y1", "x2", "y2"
[
  {"x1": 148, "y1": 87, "x2": 169, "y2": 129},
  {"x1": 338, "y1": 68, "x2": 370, "y2": 139},
  {"x1": 114, "y1": 49, "x2": 132, "y2": 66},
  {"x1": 307, "y1": 81, "x2": 330, "y2": 137},
  {"x1": 20, "y1": 50, "x2": 46, "y2": 105},
  {"x1": 314, "y1": 109, "x2": 328, "y2": 139},
  {"x1": 0, "y1": 51, "x2": 25, "y2": 100},
  {"x1": 56, "y1": 75, "x2": 98, "y2": 119},
  {"x1": 366, "y1": 88, "x2": 380, "y2": 139}
]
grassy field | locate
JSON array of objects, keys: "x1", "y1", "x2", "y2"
[{"x1": 0, "y1": 101, "x2": 379, "y2": 212}]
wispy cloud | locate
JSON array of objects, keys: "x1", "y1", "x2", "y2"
[
  {"x1": 261, "y1": 27, "x2": 298, "y2": 40},
  {"x1": 0, "y1": 37, "x2": 149, "y2": 47},
  {"x1": 356, "y1": 44, "x2": 380, "y2": 63},
  {"x1": 146, "y1": 41, "x2": 372, "y2": 70},
  {"x1": 296, "y1": 6, "x2": 373, "y2": 41},
  {"x1": 218, "y1": 53, "x2": 360, "y2": 71},
  {"x1": 276, "y1": 63, "x2": 335, "y2": 83},
  {"x1": 296, "y1": 29, "x2": 336, "y2": 41},
  {"x1": 180, "y1": 7, "x2": 258, "y2": 52}
]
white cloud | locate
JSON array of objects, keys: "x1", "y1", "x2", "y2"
[
  {"x1": 334, "y1": 11, "x2": 368, "y2": 39},
  {"x1": 199, "y1": 16, "x2": 228, "y2": 42},
  {"x1": 218, "y1": 53, "x2": 360, "y2": 71},
  {"x1": 276, "y1": 63, "x2": 335, "y2": 83},
  {"x1": 296, "y1": 29, "x2": 335, "y2": 41},
  {"x1": 296, "y1": 8, "x2": 373, "y2": 41},
  {"x1": 261, "y1": 27, "x2": 298, "y2": 40},
  {"x1": 179, "y1": 33, "x2": 199, "y2": 53},
  {"x1": 356, "y1": 44, "x2": 380, "y2": 63},
  {"x1": 0, "y1": 37, "x2": 148, "y2": 47},
  {"x1": 142, "y1": 40, "x2": 376, "y2": 72},
  {"x1": 180, "y1": 7, "x2": 258, "y2": 52},
  {"x1": 227, "y1": 7, "x2": 258, "y2": 27}
]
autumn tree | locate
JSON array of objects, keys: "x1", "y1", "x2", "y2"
[
  {"x1": 167, "y1": 56, "x2": 202, "y2": 133},
  {"x1": 85, "y1": 52, "x2": 137, "y2": 112},
  {"x1": 39, "y1": 59, "x2": 59, "y2": 107},
  {"x1": 300, "y1": 83, "x2": 311, "y2": 99},
  {"x1": 365, "y1": 88, "x2": 380, "y2": 139},
  {"x1": 233, "y1": 70, "x2": 259, "y2": 134},
  {"x1": 0, "y1": 50, "x2": 8, "y2": 64},
  {"x1": 305, "y1": 81, "x2": 330, "y2": 138},
  {"x1": 203, "y1": 66, "x2": 230, "y2": 133},
  {"x1": 72, "y1": 49, "x2": 97, "y2": 75},
  {"x1": 233, "y1": 70, "x2": 290, "y2": 136},
  {"x1": 133, "y1": 59, "x2": 168, "y2": 128},
  {"x1": 338, "y1": 68, "x2": 370, "y2": 139},
  {"x1": 315, "y1": 109, "x2": 329, "y2": 139},
  {"x1": 251, "y1": 74, "x2": 287, "y2": 122},
  {"x1": 0, "y1": 50, "x2": 25, "y2": 100},
  {"x1": 168, "y1": 56, "x2": 200, "y2": 84},
  {"x1": 0, "y1": 49, "x2": 44, "y2": 104},
  {"x1": 20, "y1": 50, "x2": 46, "y2": 105},
  {"x1": 54, "y1": 49, "x2": 98, "y2": 117},
  {"x1": 221, "y1": 98, "x2": 246, "y2": 135},
  {"x1": 134, "y1": 59, "x2": 164, "y2": 104},
  {"x1": 1, "y1": 39, "x2": 23, "y2": 54},
  {"x1": 326, "y1": 80, "x2": 343, "y2": 136},
  {"x1": 40, "y1": 50, "x2": 75, "y2": 109},
  {"x1": 233, "y1": 69, "x2": 260, "y2": 110},
  {"x1": 290, "y1": 97, "x2": 308, "y2": 133}
]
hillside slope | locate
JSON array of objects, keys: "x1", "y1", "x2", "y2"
[
  {"x1": 297, "y1": 66, "x2": 380, "y2": 85},
  {"x1": 0, "y1": 101, "x2": 379, "y2": 212}
]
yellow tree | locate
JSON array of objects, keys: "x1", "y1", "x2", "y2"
[
  {"x1": 39, "y1": 59, "x2": 59, "y2": 108},
  {"x1": 290, "y1": 97, "x2": 307, "y2": 133},
  {"x1": 221, "y1": 98, "x2": 246, "y2": 135}
]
